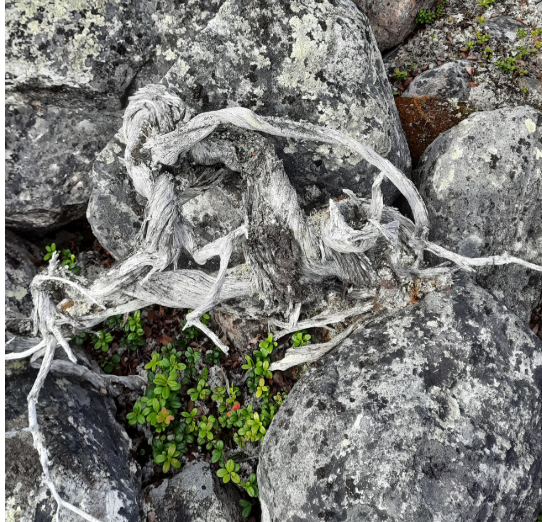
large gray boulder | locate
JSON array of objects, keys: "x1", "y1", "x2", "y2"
[
  {"x1": 5, "y1": 92, "x2": 121, "y2": 231},
  {"x1": 88, "y1": 0, "x2": 410, "y2": 259},
  {"x1": 145, "y1": 460, "x2": 241, "y2": 522},
  {"x1": 258, "y1": 275, "x2": 542, "y2": 521},
  {"x1": 5, "y1": 366, "x2": 143, "y2": 521},
  {"x1": 414, "y1": 106, "x2": 542, "y2": 322},
  {"x1": 5, "y1": 0, "x2": 220, "y2": 232},
  {"x1": 5, "y1": 229, "x2": 41, "y2": 335}
]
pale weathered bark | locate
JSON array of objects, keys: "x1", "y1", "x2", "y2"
[{"x1": 8, "y1": 85, "x2": 542, "y2": 521}]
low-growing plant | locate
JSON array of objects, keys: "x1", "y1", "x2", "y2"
[
  {"x1": 43, "y1": 243, "x2": 57, "y2": 261},
  {"x1": 94, "y1": 330, "x2": 113, "y2": 352},
  {"x1": 517, "y1": 28, "x2": 527, "y2": 39},
  {"x1": 206, "y1": 345, "x2": 224, "y2": 365},
  {"x1": 416, "y1": 9, "x2": 436, "y2": 24},
  {"x1": 123, "y1": 310, "x2": 146, "y2": 350},
  {"x1": 102, "y1": 353, "x2": 121, "y2": 374},
  {"x1": 154, "y1": 442, "x2": 181, "y2": 473},
  {"x1": 72, "y1": 331, "x2": 88, "y2": 346},
  {"x1": 44, "y1": 243, "x2": 82, "y2": 274},
  {"x1": 394, "y1": 68, "x2": 408, "y2": 82},
  {"x1": 496, "y1": 56, "x2": 519, "y2": 73},
  {"x1": 477, "y1": 15, "x2": 486, "y2": 24},
  {"x1": 255, "y1": 378, "x2": 269, "y2": 399},
  {"x1": 217, "y1": 459, "x2": 241, "y2": 484},
  {"x1": 292, "y1": 331, "x2": 311, "y2": 347},
  {"x1": 476, "y1": 31, "x2": 491, "y2": 45},
  {"x1": 477, "y1": 0, "x2": 495, "y2": 8}
]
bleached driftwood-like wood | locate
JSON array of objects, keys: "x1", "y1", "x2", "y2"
[{"x1": 9, "y1": 84, "x2": 542, "y2": 521}]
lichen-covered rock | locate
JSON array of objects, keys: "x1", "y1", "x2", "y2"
[
  {"x1": 5, "y1": 0, "x2": 219, "y2": 94},
  {"x1": 5, "y1": 367, "x2": 143, "y2": 521},
  {"x1": 145, "y1": 460, "x2": 241, "y2": 522},
  {"x1": 482, "y1": 16, "x2": 526, "y2": 43},
  {"x1": 89, "y1": 0, "x2": 410, "y2": 258},
  {"x1": 403, "y1": 60, "x2": 472, "y2": 101},
  {"x1": 353, "y1": 0, "x2": 438, "y2": 50},
  {"x1": 5, "y1": 92, "x2": 122, "y2": 231},
  {"x1": 258, "y1": 275, "x2": 542, "y2": 522},
  {"x1": 5, "y1": 0, "x2": 221, "y2": 231},
  {"x1": 5, "y1": 230, "x2": 41, "y2": 334},
  {"x1": 414, "y1": 106, "x2": 542, "y2": 322}
]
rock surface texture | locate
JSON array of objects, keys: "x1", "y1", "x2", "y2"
[
  {"x1": 258, "y1": 275, "x2": 542, "y2": 521},
  {"x1": 5, "y1": 229, "x2": 41, "y2": 334},
  {"x1": 145, "y1": 460, "x2": 241, "y2": 522},
  {"x1": 5, "y1": 367, "x2": 142, "y2": 521},
  {"x1": 5, "y1": 92, "x2": 121, "y2": 231},
  {"x1": 353, "y1": 0, "x2": 438, "y2": 50},
  {"x1": 88, "y1": 0, "x2": 410, "y2": 258},
  {"x1": 414, "y1": 106, "x2": 542, "y2": 322},
  {"x1": 403, "y1": 60, "x2": 472, "y2": 101},
  {"x1": 5, "y1": 0, "x2": 220, "y2": 232}
]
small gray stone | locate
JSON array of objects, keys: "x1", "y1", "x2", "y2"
[
  {"x1": 414, "y1": 106, "x2": 542, "y2": 322},
  {"x1": 145, "y1": 460, "x2": 241, "y2": 522},
  {"x1": 258, "y1": 275, "x2": 542, "y2": 521},
  {"x1": 5, "y1": 368, "x2": 143, "y2": 521},
  {"x1": 5, "y1": 230, "x2": 41, "y2": 335},
  {"x1": 403, "y1": 60, "x2": 472, "y2": 100},
  {"x1": 482, "y1": 16, "x2": 526, "y2": 43}
]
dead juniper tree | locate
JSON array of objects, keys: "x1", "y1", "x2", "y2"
[{"x1": 7, "y1": 84, "x2": 542, "y2": 521}]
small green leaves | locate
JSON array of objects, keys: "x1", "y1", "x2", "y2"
[
  {"x1": 239, "y1": 499, "x2": 252, "y2": 519},
  {"x1": 145, "y1": 352, "x2": 161, "y2": 372},
  {"x1": 217, "y1": 459, "x2": 241, "y2": 484},
  {"x1": 292, "y1": 331, "x2": 311, "y2": 347},
  {"x1": 94, "y1": 330, "x2": 113, "y2": 352},
  {"x1": 127, "y1": 402, "x2": 146, "y2": 426},
  {"x1": 43, "y1": 243, "x2": 56, "y2": 261},
  {"x1": 154, "y1": 442, "x2": 181, "y2": 473},
  {"x1": 415, "y1": 9, "x2": 436, "y2": 24},
  {"x1": 255, "y1": 378, "x2": 269, "y2": 399}
]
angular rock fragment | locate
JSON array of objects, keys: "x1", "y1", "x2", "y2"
[
  {"x1": 258, "y1": 275, "x2": 542, "y2": 522},
  {"x1": 402, "y1": 60, "x2": 472, "y2": 101},
  {"x1": 414, "y1": 106, "x2": 542, "y2": 321},
  {"x1": 482, "y1": 16, "x2": 526, "y2": 43},
  {"x1": 145, "y1": 460, "x2": 241, "y2": 522}
]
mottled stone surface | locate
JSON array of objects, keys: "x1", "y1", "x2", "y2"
[
  {"x1": 5, "y1": 0, "x2": 220, "y2": 94},
  {"x1": 353, "y1": 0, "x2": 438, "y2": 50},
  {"x1": 5, "y1": 230, "x2": 41, "y2": 335},
  {"x1": 403, "y1": 60, "x2": 472, "y2": 101},
  {"x1": 5, "y1": 0, "x2": 221, "y2": 231},
  {"x1": 5, "y1": 92, "x2": 121, "y2": 231},
  {"x1": 414, "y1": 106, "x2": 542, "y2": 322},
  {"x1": 145, "y1": 460, "x2": 241, "y2": 522},
  {"x1": 5, "y1": 367, "x2": 143, "y2": 522},
  {"x1": 89, "y1": 0, "x2": 410, "y2": 258},
  {"x1": 482, "y1": 16, "x2": 526, "y2": 43},
  {"x1": 258, "y1": 275, "x2": 542, "y2": 522}
]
